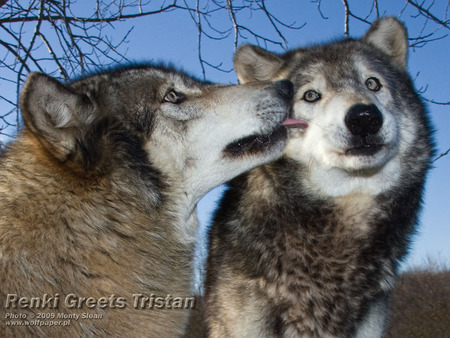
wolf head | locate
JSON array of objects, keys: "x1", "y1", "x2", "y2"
[
  {"x1": 234, "y1": 17, "x2": 434, "y2": 197},
  {"x1": 20, "y1": 66, "x2": 293, "y2": 203}
]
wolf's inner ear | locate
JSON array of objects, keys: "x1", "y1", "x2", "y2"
[
  {"x1": 362, "y1": 17, "x2": 408, "y2": 70},
  {"x1": 20, "y1": 73, "x2": 94, "y2": 161},
  {"x1": 233, "y1": 45, "x2": 286, "y2": 83}
]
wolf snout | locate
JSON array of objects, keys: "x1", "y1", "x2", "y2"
[
  {"x1": 345, "y1": 104, "x2": 383, "y2": 136},
  {"x1": 274, "y1": 80, "x2": 294, "y2": 100}
]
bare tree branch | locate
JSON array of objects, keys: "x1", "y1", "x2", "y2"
[
  {"x1": 0, "y1": 2, "x2": 184, "y2": 25},
  {"x1": 433, "y1": 148, "x2": 450, "y2": 162},
  {"x1": 0, "y1": 0, "x2": 448, "y2": 151},
  {"x1": 342, "y1": 0, "x2": 350, "y2": 36},
  {"x1": 313, "y1": 0, "x2": 329, "y2": 20},
  {"x1": 407, "y1": 0, "x2": 450, "y2": 29},
  {"x1": 374, "y1": 0, "x2": 380, "y2": 18},
  {"x1": 255, "y1": 0, "x2": 288, "y2": 48},
  {"x1": 38, "y1": 32, "x2": 69, "y2": 80},
  {"x1": 227, "y1": 0, "x2": 238, "y2": 50}
]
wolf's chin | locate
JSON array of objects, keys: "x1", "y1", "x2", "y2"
[
  {"x1": 339, "y1": 147, "x2": 396, "y2": 173},
  {"x1": 223, "y1": 126, "x2": 287, "y2": 157}
]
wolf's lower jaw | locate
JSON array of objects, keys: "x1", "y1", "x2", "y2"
[
  {"x1": 345, "y1": 144, "x2": 384, "y2": 156},
  {"x1": 223, "y1": 126, "x2": 287, "y2": 157}
]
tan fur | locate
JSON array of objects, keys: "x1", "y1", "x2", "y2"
[{"x1": 1, "y1": 130, "x2": 192, "y2": 336}]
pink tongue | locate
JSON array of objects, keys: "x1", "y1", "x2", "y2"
[{"x1": 282, "y1": 118, "x2": 308, "y2": 129}]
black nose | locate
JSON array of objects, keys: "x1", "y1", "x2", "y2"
[
  {"x1": 274, "y1": 80, "x2": 294, "y2": 100},
  {"x1": 345, "y1": 104, "x2": 383, "y2": 136}
]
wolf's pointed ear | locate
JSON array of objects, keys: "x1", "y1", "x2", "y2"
[
  {"x1": 233, "y1": 45, "x2": 286, "y2": 83},
  {"x1": 20, "y1": 73, "x2": 95, "y2": 161},
  {"x1": 363, "y1": 17, "x2": 408, "y2": 70}
]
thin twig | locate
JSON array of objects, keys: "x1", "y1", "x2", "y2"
[
  {"x1": 38, "y1": 33, "x2": 69, "y2": 80},
  {"x1": 433, "y1": 148, "x2": 450, "y2": 162},
  {"x1": 342, "y1": 0, "x2": 350, "y2": 36},
  {"x1": 407, "y1": 0, "x2": 450, "y2": 29},
  {"x1": 227, "y1": 0, "x2": 238, "y2": 50}
]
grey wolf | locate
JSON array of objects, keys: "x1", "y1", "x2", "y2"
[
  {"x1": 0, "y1": 65, "x2": 296, "y2": 336},
  {"x1": 204, "y1": 17, "x2": 434, "y2": 337}
]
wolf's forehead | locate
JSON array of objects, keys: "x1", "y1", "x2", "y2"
[
  {"x1": 289, "y1": 62, "x2": 357, "y2": 89},
  {"x1": 289, "y1": 52, "x2": 380, "y2": 91},
  {"x1": 72, "y1": 66, "x2": 208, "y2": 93},
  {"x1": 167, "y1": 73, "x2": 205, "y2": 91}
]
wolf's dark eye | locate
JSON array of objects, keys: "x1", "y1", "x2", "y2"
[
  {"x1": 303, "y1": 90, "x2": 321, "y2": 103},
  {"x1": 163, "y1": 90, "x2": 185, "y2": 104},
  {"x1": 365, "y1": 77, "x2": 382, "y2": 92}
]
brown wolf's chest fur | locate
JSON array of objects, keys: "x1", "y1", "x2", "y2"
[{"x1": 0, "y1": 135, "x2": 194, "y2": 336}]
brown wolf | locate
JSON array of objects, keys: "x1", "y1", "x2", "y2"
[
  {"x1": 205, "y1": 17, "x2": 434, "y2": 337},
  {"x1": 0, "y1": 65, "x2": 297, "y2": 336}
]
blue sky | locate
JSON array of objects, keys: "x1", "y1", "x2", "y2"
[{"x1": 1, "y1": 1, "x2": 449, "y2": 270}]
